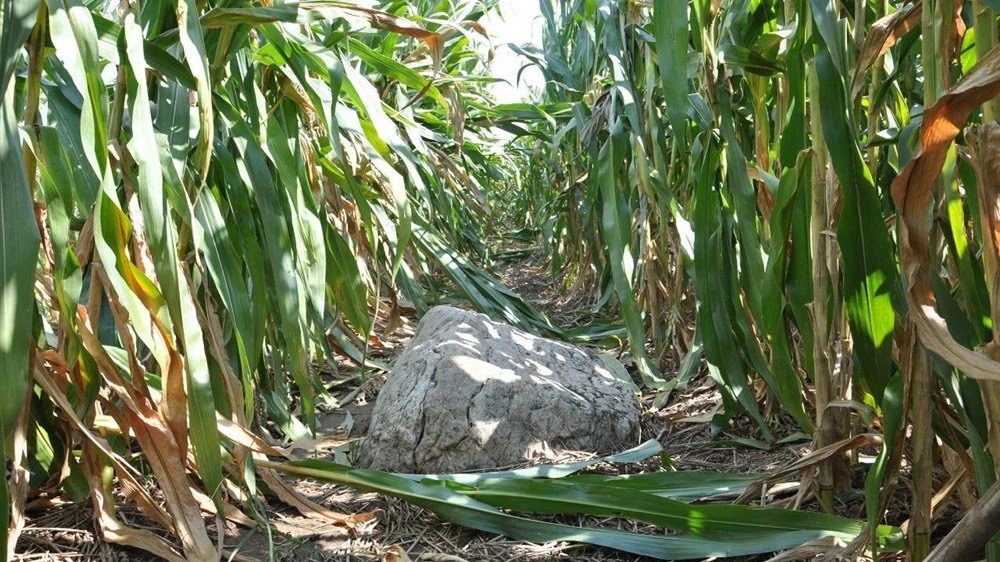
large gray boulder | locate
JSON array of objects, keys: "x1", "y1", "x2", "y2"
[{"x1": 357, "y1": 306, "x2": 641, "y2": 473}]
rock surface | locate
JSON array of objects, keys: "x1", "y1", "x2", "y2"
[{"x1": 357, "y1": 306, "x2": 641, "y2": 473}]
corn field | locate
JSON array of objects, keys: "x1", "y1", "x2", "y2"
[{"x1": 4, "y1": 0, "x2": 1000, "y2": 560}]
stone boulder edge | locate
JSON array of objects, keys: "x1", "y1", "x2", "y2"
[{"x1": 356, "y1": 305, "x2": 641, "y2": 473}]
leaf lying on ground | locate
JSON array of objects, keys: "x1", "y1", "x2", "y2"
[
  {"x1": 445, "y1": 477, "x2": 874, "y2": 540},
  {"x1": 565, "y1": 470, "x2": 763, "y2": 501},
  {"x1": 256, "y1": 456, "x2": 901, "y2": 561}
]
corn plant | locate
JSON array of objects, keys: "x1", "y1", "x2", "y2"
[
  {"x1": 6, "y1": 0, "x2": 1000, "y2": 560},
  {"x1": 0, "y1": 0, "x2": 571, "y2": 558},
  {"x1": 516, "y1": 0, "x2": 1000, "y2": 559}
]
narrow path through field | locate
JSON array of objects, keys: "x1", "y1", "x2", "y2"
[{"x1": 17, "y1": 251, "x2": 820, "y2": 562}]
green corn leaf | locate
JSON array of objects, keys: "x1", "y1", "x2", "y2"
[
  {"x1": 452, "y1": 477, "x2": 880, "y2": 541},
  {"x1": 174, "y1": 0, "x2": 213, "y2": 181},
  {"x1": 191, "y1": 191, "x2": 256, "y2": 375},
  {"x1": 264, "y1": 110, "x2": 327, "y2": 320},
  {"x1": 597, "y1": 128, "x2": 665, "y2": 389},
  {"x1": 654, "y1": 0, "x2": 690, "y2": 148},
  {"x1": 865, "y1": 373, "x2": 904, "y2": 555},
  {"x1": 327, "y1": 228, "x2": 372, "y2": 337},
  {"x1": 338, "y1": 56, "x2": 416, "y2": 277},
  {"x1": 565, "y1": 471, "x2": 762, "y2": 502},
  {"x1": 221, "y1": 94, "x2": 316, "y2": 436},
  {"x1": 0, "y1": 1, "x2": 42, "y2": 556},
  {"x1": 411, "y1": 221, "x2": 559, "y2": 337},
  {"x1": 209, "y1": 140, "x2": 268, "y2": 376},
  {"x1": 90, "y1": 12, "x2": 196, "y2": 89},
  {"x1": 262, "y1": 459, "x2": 873, "y2": 561},
  {"x1": 812, "y1": 33, "x2": 899, "y2": 401},
  {"x1": 123, "y1": 11, "x2": 222, "y2": 510},
  {"x1": 691, "y1": 135, "x2": 772, "y2": 440},
  {"x1": 760, "y1": 155, "x2": 813, "y2": 432},
  {"x1": 45, "y1": 0, "x2": 110, "y2": 175}
]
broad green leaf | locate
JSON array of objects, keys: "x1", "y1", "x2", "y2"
[
  {"x1": 264, "y1": 459, "x2": 866, "y2": 561},
  {"x1": 760, "y1": 155, "x2": 813, "y2": 432},
  {"x1": 813, "y1": 40, "x2": 899, "y2": 400},
  {"x1": 0, "y1": 1, "x2": 42, "y2": 556},
  {"x1": 45, "y1": 0, "x2": 109, "y2": 174},
  {"x1": 191, "y1": 192, "x2": 256, "y2": 375},
  {"x1": 565, "y1": 471, "x2": 761, "y2": 502},
  {"x1": 90, "y1": 11, "x2": 196, "y2": 89},
  {"x1": 691, "y1": 135, "x2": 772, "y2": 440},
  {"x1": 411, "y1": 221, "x2": 559, "y2": 337},
  {"x1": 327, "y1": 229, "x2": 371, "y2": 337},
  {"x1": 453, "y1": 477, "x2": 882, "y2": 541},
  {"x1": 654, "y1": 0, "x2": 689, "y2": 148},
  {"x1": 174, "y1": 0, "x2": 212, "y2": 180}
]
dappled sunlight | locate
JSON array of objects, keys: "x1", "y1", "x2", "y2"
[
  {"x1": 450, "y1": 355, "x2": 519, "y2": 384},
  {"x1": 360, "y1": 306, "x2": 640, "y2": 475},
  {"x1": 858, "y1": 268, "x2": 896, "y2": 348}
]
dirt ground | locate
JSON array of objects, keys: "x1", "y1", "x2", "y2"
[{"x1": 13, "y1": 251, "x2": 959, "y2": 562}]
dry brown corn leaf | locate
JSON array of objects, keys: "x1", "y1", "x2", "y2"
[{"x1": 891, "y1": 45, "x2": 1000, "y2": 381}]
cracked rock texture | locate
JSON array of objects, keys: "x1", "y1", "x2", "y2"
[{"x1": 357, "y1": 306, "x2": 641, "y2": 473}]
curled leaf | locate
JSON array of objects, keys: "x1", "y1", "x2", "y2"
[
  {"x1": 891, "y1": 45, "x2": 1000, "y2": 381},
  {"x1": 851, "y1": 2, "x2": 922, "y2": 101}
]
